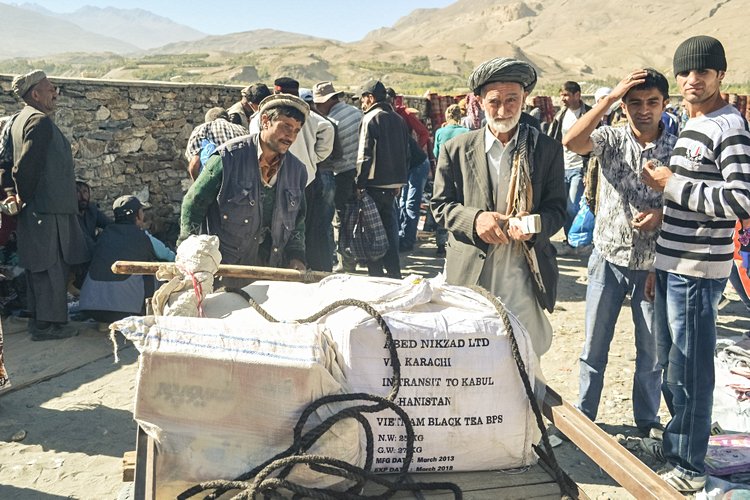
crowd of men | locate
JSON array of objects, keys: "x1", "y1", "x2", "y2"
[{"x1": 1, "y1": 33, "x2": 749, "y2": 495}]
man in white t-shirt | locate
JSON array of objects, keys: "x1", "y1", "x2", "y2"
[{"x1": 548, "y1": 81, "x2": 592, "y2": 250}]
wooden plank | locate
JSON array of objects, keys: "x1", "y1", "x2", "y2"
[
  {"x1": 122, "y1": 451, "x2": 136, "y2": 482},
  {"x1": 111, "y1": 260, "x2": 330, "y2": 283},
  {"x1": 0, "y1": 320, "x2": 122, "y2": 396},
  {"x1": 542, "y1": 385, "x2": 682, "y2": 500},
  {"x1": 134, "y1": 425, "x2": 157, "y2": 500}
]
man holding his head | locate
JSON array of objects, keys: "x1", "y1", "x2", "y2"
[
  {"x1": 431, "y1": 58, "x2": 566, "y2": 357},
  {"x1": 9, "y1": 70, "x2": 89, "y2": 341},
  {"x1": 563, "y1": 68, "x2": 677, "y2": 438},
  {"x1": 179, "y1": 94, "x2": 310, "y2": 280}
]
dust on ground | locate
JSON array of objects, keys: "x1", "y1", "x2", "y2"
[{"x1": 0, "y1": 232, "x2": 747, "y2": 499}]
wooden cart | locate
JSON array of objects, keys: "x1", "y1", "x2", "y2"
[
  {"x1": 127, "y1": 386, "x2": 680, "y2": 499},
  {"x1": 116, "y1": 261, "x2": 681, "y2": 499}
]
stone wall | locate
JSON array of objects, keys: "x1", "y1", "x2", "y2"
[
  {"x1": 0, "y1": 74, "x2": 433, "y2": 244},
  {"x1": 0, "y1": 74, "x2": 245, "y2": 243}
]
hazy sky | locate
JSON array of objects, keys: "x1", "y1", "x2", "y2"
[{"x1": 20, "y1": 1, "x2": 457, "y2": 42}]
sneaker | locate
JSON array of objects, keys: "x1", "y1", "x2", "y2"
[
  {"x1": 333, "y1": 261, "x2": 356, "y2": 273},
  {"x1": 31, "y1": 323, "x2": 79, "y2": 342},
  {"x1": 436, "y1": 246, "x2": 446, "y2": 258},
  {"x1": 658, "y1": 465, "x2": 707, "y2": 493},
  {"x1": 718, "y1": 294, "x2": 731, "y2": 310},
  {"x1": 640, "y1": 437, "x2": 665, "y2": 462},
  {"x1": 637, "y1": 422, "x2": 665, "y2": 441}
]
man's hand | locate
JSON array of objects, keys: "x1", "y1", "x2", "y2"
[
  {"x1": 641, "y1": 160, "x2": 672, "y2": 192},
  {"x1": 475, "y1": 211, "x2": 509, "y2": 245},
  {"x1": 645, "y1": 272, "x2": 656, "y2": 302},
  {"x1": 610, "y1": 70, "x2": 649, "y2": 101},
  {"x1": 507, "y1": 210, "x2": 533, "y2": 242},
  {"x1": 288, "y1": 259, "x2": 306, "y2": 272},
  {"x1": 632, "y1": 208, "x2": 663, "y2": 232},
  {"x1": 2, "y1": 194, "x2": 20, "y2": 214}
]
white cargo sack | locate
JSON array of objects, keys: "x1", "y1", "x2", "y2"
[
  {"x1": 151, "y1": 234, "x2": 221, "y2": 317},
  {"x1": 113, "y1": 314, "x2": 360, "y2": 497},
  {"x1": 205, "y1": 274, "x2": 542, "y2": 473}
]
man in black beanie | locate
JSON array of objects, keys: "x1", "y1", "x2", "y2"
[{"x1": 640, "y1": 35, "x2": 750, "y2": 493}]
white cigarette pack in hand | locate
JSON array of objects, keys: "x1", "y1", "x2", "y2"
[{"x1": 509, "y1": 214, "x2": 541, "y2": 234}]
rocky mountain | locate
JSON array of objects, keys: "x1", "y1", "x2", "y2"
[
  {"x1": 1, "y1": 0, "x2": 748, "y2": 93},
  {"x1": 46, "y1": 6, "x2": 206, "y2": 50},
  {"x1": 0, "y1": 2, "x2": 139, "y2": 58},
  {"x1": 356, "y1": 0, "x2": 750, "y2": 87},
  {"x1": 152, "y1": 29, "x2": 328, "y2": 55}
]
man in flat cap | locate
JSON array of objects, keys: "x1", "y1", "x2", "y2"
[
  {"x1": 8, "y1": 70, "x2": 89, "y2": 341},
  {"x1": 249, "y1": 77, "x2": 334, "y2": 188},
  {"x1": 355, "y1": 79, "x2": 410, "y2": 279},
  {"x1": 248, "y1": 77, "x2": 334, "y2": 271},
  {"x1": 227, "y1": 83, "x2": 271, "y2": 129},
  {"x1": 639, "y1": 35, "x2": 750, "y2": 494},
  {"x1": 179, "y1": 94, "x2": 310, "y2": 284},
  {"x1": 431, "y1": 57, "x2": 566, "y2": 356}
]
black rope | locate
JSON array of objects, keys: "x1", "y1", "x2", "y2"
[
  {"x1": 468, "y1": 286, "x2": 578, "y2": 499},
  {"x1": 178, "y1": 293, "x2": 458, "y2": 500},
  {"x1": 178, "y1": 286, "x2": 573, "y2": 499}
]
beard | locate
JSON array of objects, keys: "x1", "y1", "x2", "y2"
[{"x1": 487, "y1": 108, "x2": 522, "y2": 135}]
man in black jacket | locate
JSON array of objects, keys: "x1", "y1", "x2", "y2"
[
  {"x1": 9, "y1": 70, "x2": 89, "y2": 341},
  {"x1": 355, "y1": 80, "x2": 410, "y2": 279}
]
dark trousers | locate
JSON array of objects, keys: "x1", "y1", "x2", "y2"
[
  {"x1": 305, "y1": 170, "x2": 336, "y2": 272},
  {"x1": 26, "y1": 256, "x2": 69, "y2": 325},
  {"x1": 365, "y1": 187, "x2": 401, "y2": 280},
  {"x1": 334, "y1": 170, "x2": 357, "y2": 267}
]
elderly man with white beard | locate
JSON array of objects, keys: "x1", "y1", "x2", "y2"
[{"x1": 431, "y1": 57, "x2": 566, "y2": 356}]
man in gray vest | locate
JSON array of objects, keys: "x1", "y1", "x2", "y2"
[
  {"x1": 179, "y1": 94, "x2": 309, "y2": 285},
  {"x1": 9, "y1": 70, "x2": 89, "y2": 341}
]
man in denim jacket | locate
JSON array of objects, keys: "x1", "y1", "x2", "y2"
[{"x1": 179, "y1": 95, "x2": 309, "y2": 280}]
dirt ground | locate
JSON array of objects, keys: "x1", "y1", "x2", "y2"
[{"x1": 0, "y1": 231, "x2": 748, "y2": 499}]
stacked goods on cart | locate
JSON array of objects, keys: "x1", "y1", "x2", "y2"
[{"x1": 114, "y1": 268, "x2": 543, "y2": 498}]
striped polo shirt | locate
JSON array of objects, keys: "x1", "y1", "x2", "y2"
[{"x1": 654, "y1": 104, "x2": 750, "y2": 279}]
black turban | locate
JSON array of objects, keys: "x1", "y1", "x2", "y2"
[{"x1": 468, "y1": 57, "x2": 537, "y2": 95}]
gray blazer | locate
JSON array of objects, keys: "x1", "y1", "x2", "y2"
[{"x1": 431, "y1": 127, "x2": 566, "y2": 312}]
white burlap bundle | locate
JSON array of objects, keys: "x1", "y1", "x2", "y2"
[{"x1": 151, "y1": 235, "x2": 221, "y2": 316}]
